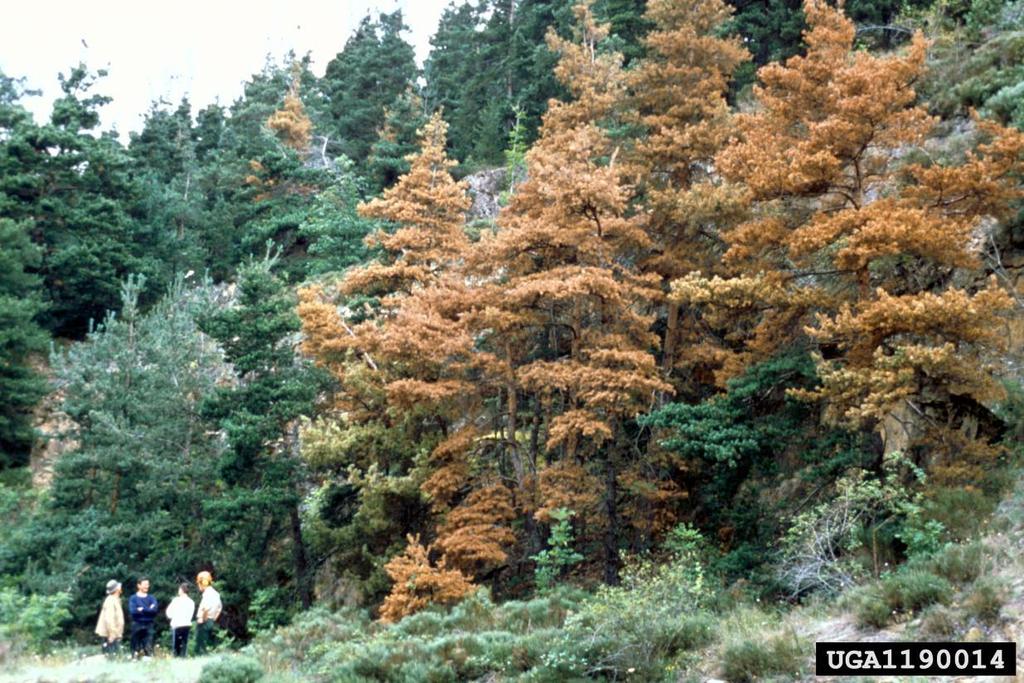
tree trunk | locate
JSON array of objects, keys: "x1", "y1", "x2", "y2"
[
  {"x1": 602, "y1": 457, "x2": 620, "y2": 585},
  {"x1": 290, "y1": 504, "x2": 313, "y2": 609},
  {"x1": 662, "y1": 301, "x2": 679, "y2": 381}
]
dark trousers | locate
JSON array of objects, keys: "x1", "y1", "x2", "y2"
[
  {"x1": 195, "y1": 620, "x2": 215, "y2": 655},
  {"x1": 101, "y1": 638, "x2": 120, "y2": 657},
  {"x1": 172, "y1": 625, "x2": 190, "y2": 657},
  {"x1": 130, "y1": 622, "x2": 154, "y2": 656}
]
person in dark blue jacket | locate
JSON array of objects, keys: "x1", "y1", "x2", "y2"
[{"x1": 128, "y1": 577, "x2": 159, "y2": 658}]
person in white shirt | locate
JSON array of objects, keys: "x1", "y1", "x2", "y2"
[
  {"x1": 195, "y1": 571, "x2": 222, "y2": 655},
  {"x1": 166, "y1": 583, "x2": 196, "y2": 657}
]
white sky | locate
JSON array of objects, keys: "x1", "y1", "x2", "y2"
[{"x1": 0, "y1": 0, "x2": 449, "y2": 139}]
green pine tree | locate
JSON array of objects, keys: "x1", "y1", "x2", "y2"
[
  {"x1": 198, "y1": 254, "x2": 329, "y2": 615},
  {"x1": 4, "y1": 275, "x2": 225, "y2": 627},
  {"x1": 321, "y1": 11, "x2": 418, "y2": 167},
  {"x1": 0, "y1": 219, "x2": 48, "y2": 468},
  {"x1": 0, "y1": 65, "x2": 145, "y2": 338}
]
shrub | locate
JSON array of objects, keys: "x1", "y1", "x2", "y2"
[
  {"x1": 542, "y1": 525, "x2": 717, "y2": 679},
  {"x1": 250, "y1": 607, "x2": 371, "y2": 670},
  {"x1": 852, "y1": 587, "x2": 894, "y2": 629},
  {"x1": 533, "y1": 508, "x2": 584, "y2": 591},
  {"x1": 923, "y1": 488, "x2": 998, "y2": 542},
  {"x1": 720, "y1": 631, "x2": 805, "y2": 682},
  {"x1": 926, "y1": 542, "x2": 988, "y2": 584},
  {"x1": 780, "y1": 452, "x2": 939, "y2": 597},
  {"x1": 199, "y1": 655, "x2": 266, "y2": 683},
  {"x1": 853, "y1": 569, "x2": 952, "y2": 628},
  {"x1": 0, "y1": 588, "x2": 70, "y2": 656},
  {"x1": 963, "y1": 577, "x2": 1008, "y2": 623},
  {"x1": 885, "y1": 570, "x2": 953, "y2": 614},
  {"x1": 917, "y1": 605, "x2": 961, "y2": 640},
  {"x1": 257, "y1": 589, "x2": 585, "y2": 681},
  {"x1": 247, "y1": 587, "x2": 295, "y2": 634}
]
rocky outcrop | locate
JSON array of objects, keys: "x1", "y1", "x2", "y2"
[
  {"x1": 464, "y1": 167, "x2": 508, "y2": 220},
  {"x1": 30, "y1": 385, "x2": 76, "y2": 489}
]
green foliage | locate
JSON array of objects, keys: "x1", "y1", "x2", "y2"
[
  {"x1": 594, "y1": 0, "x2": 651, "y2": 65},
  {"x1": 497, "y1": 105, "x2": 529, "y2": 207},
  {"x1": 852, "y1": 569, "x2": 952, "y2": 628},
  {"x1": 646, "y1": 353, "x2": 816, "y2": 469},
  {"x1": 917, "y1": 604, "x2": 960, "y2": 640},
  {"x1": 920, "y1": 1, "x2": 1024, "y2": 123},
  {"x1": 130, "y1": 56, "x2": 337, "y2": 284},
  {"x1": 247, "y1": 588, "x2": 295, "y2": 635},
  {"x1": 322, "y1": 11, "x2": 418, "y2": 168},
  {"x1": 779, "y1": 451, "x2": 942, "y2": 597},
  {"x1": 962, "y1": 576, "x2": 1008, "y2": 623},
  {"x1": 0, "y1": 275, "x2": 227, "y2": 630},
  {"x1": 533, "y1": 508, "x2": 584, "y2": 591},
  {"x1": 252, "y1": 588, "x2": 582, "y2": 681},
  {"x1": 199, "y1": 655, "x2": 266, "y2": 683},
  {"x1": 719, "y1": 630, "x2": 805, "y2": 683},
  {"x1": 198, "y1": 255, "x2": 329, "y2": 619},
  {"x1": 366, "y1": 89, "x2": 427, "y2": 192},
  {"x1": 646, "y1": 353, "x2": 873, "y2": 589},
  {"x1": 923, "y1": 486, "x2": 999, "y2": 542},
  {"x1": 0, "y1": 65, "x2": 148, "y2": 337},
  {"x1": 298, "y1": 163, "x2": 374, "y2": 276},
  {"x1": 422, "y1": 0, "x2": 488, "y2": 164},
  {"x1": 249, "y1": 607, "x2": 370, "y2": 669},
  {"x1": 541, "y1": 526, "x2": 715, "y2": 679},
  {"x1": 726, "y1": 0, "x2": 938, "y2": 91},
  {"x1": 995, "y1": 378, "x2": 1024, "y2": 443},
  {"x1": 0, "y1": 219, "x2": 48, "y2": 468},
  {"x1": 0, "y1": 587, "x2": 70, "y2": 655},
  {"x1": 925, "y1": 541, "x2": 988, "y2": 584}
]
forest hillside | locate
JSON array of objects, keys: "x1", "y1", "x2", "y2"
[{"x1": 2, "y1": 0, "x2": 1024, "y2": 681}]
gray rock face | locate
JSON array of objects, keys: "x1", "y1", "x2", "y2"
[{"x1": 464, "y1": 167, "x2": 508, "y2": 220}]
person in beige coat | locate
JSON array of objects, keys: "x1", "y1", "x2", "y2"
[{"x1": 95, "y1": 580, "x2": 124, "y2": 656}]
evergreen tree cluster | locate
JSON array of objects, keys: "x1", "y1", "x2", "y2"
[{"x1": 1, "y1": 0, "x2": 1022, "y2": 647}]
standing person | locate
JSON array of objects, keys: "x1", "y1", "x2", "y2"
[
  {"x1": 194, "y1": 571, "x2": 222, "y2": 655},
  {"x1": 128, "y1": 577, "x2": 159, "y2": 658},
  {"x1": 166, "y1": 583, "x2": 196, "y2": 657},
  {"x1": 94, "y1": 580, "x2": 124, "y2": 656}
]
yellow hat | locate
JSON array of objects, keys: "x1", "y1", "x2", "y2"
[{"x1": 196, "y1": 571, "x2": 213, "y2": 587}]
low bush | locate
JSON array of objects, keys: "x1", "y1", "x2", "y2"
[
  {"x1": 923, "y1": 488, "x2": 998, "y2": 542},
  {"x1": 254, "y1": 536, "x2": 723, "y2": 681},
  {"x1": 250, "y1": 606, "x2": 371, "y2": 670},
  {"x1": 199, "y1": 655, "x2": 266, "y2": 683},
  {"x1": 963, "y1": 577, "x2": 1008, "y2": 624},
  {"x1": 885, "y1": 570, "x2": 954, "y2": 614},
  {"x1": 253, "y1": 588, "x2": 585, "y2": 681},
  {"x1": 852, "y1": 587, "x2": 893, "y2": 629},
  {"x1": 720, "y1": 631, "x2": 805, "y2": 683},
  {"x1": 853, "y1": 569, "x2": 952, "y2": 628},
  {"x1": 0, "y1": 588, "x2": 70, "y2": 657},
  {"x1": 917, "y1": 605, "x2": 961, "y2": 640},
  {"x1": 926, "y1": 542, "x2": 988, "y2": 584},
  {"x1": 540, "y1": 525, "x2": 718, "y2": 679}
]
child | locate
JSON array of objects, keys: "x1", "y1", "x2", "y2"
[{"x1": 166, "y1": 583, "x2": 196, "y2": 657}]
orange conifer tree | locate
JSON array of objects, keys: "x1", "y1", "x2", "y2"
[
  {"x1": 299, "y1": 110, "x2": 516, "y2": 609},
  {"x1": 462, "y1": 2, "x2": 671, "y2": 582},
  {"x1": 266, "y1": 74, "x2": 313, "y2": 152},
  {"x1": 680, "y1": 0, "x2": 1024, "y2": 473},
  {"x1": 378, "y1": 535, "x2": 475, "y2": 622},
  {"x1": 343, "y1": 111, "x2": 471, "y2": 298},
  {"x1": 628, "y1": 0, "x2": 749, "y2": 389}
]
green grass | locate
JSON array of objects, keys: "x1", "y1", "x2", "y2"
[{"x1": 0, "y1": 652, "x2": 285, "y2": 683}]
